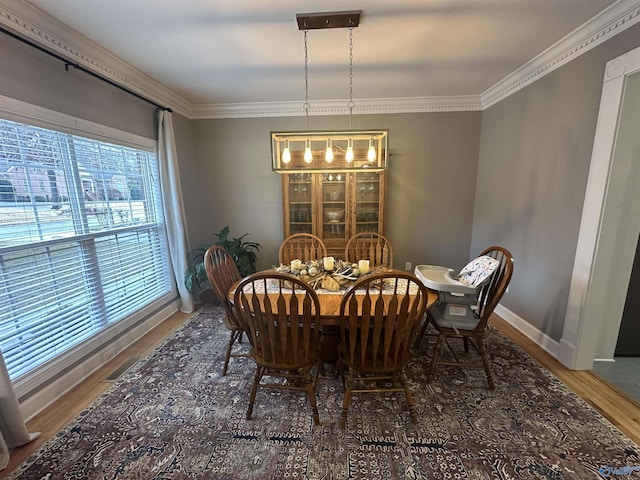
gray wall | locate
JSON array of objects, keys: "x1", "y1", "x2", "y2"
[
  {"x1": 180, "y1": 112, "x2": 482, "y2": 272},
  {"x1": 0, "y1": 33, "x2": 156, "y2": 138},
  {"x1": 473, "y1": 22, "x2": 640, "y2": 341}
]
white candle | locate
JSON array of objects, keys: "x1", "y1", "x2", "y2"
[
  {"x1": 290, "y1": 259, "x2": 302, "y2": 273},
  {"x1": 323, "y1": 256, "x2": 335, "y2": 271},
  {"x1": 358, "y1": 259, "x2": 370, "y2": 274}
]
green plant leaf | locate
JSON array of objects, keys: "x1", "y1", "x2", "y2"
[{"x1": 184, "y1": 225, "x2": 261, "y2": 293}]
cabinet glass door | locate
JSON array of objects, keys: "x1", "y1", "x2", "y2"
[
  {"x1": 355, "y1": 172, "x2": 380, "y2": 233},
  {"x1": 321, "y1": 173, "x2": 347, "y2": 240},
  {"x1": 288, "y1": 173, "x2": 313, "y2": 234}
]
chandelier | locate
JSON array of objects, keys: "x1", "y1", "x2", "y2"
[{"x1": 271, "y1": 10, "x2": 388, "y2": 174}]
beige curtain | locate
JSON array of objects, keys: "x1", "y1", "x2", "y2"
[
  {"x1": 158, "y1": 110, "x2": 194, "y2": 313},
  {"x1": 0, "y1": 351, "x2": 39, "y2": 470}
]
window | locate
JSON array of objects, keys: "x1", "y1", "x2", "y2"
[{"x1": 0, "y1": 117, "x2": 172, "y2": 381}]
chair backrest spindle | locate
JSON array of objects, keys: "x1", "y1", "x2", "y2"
[
  {"x1": 339, "y1": 270, "x2": 428, "y2": 372},
  {"x1": 204, "y1": 245, "x2": 242, "y2": 329},
  {"x1": 345, "y1": 233, "x2": 394, "y2": 269},
  {"x1": 279, "y1": 233, "x2": 327, "y2": 265}
]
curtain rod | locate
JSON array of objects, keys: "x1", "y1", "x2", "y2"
[{"x1": 0, "y1": 26, "x2": 172, "y2": 112}]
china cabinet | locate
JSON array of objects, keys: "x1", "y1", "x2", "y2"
[{"x1": 281, "y1": 171, "x2": 386, "y2": 258}]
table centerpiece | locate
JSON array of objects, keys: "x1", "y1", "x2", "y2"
[{"x1": 274, "y1": 258, "x2": 373, "y2": 291}]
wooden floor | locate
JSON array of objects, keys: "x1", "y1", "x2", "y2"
[{"x1": 2, "y1": 310, "x2": 639, "y2": 477}]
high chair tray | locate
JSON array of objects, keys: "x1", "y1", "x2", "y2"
[{"x1": 414, "y1": 265, "x2": 478, "y2": 295}]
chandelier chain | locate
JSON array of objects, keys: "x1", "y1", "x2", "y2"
[
  {"x1": 304, "y1": 26, "x2": 310, "y2": 130},
  {"x1": 348, "y1": 25, "x2": 354, "y2": 129}
]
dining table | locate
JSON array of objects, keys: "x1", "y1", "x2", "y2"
[{"x1": 228, "y1": 268, "x2": 438, "y2": 363}]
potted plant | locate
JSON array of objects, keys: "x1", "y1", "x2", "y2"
[{"x1": 184, "y1": 225, "x2": 261, "y2": 294}]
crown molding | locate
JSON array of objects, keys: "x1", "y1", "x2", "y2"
[
  {"x1": 189, "y1": 96, "x2": 483, "y2": 119},
  {"x1": 481, "y1": 0, "x2": 640, "y2": 108},
  {"x1": 1, "y1": 0, "x2": 639, "y2": 118}
]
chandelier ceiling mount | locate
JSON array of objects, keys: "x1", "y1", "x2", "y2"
[{"x1": 295, "y1": 11, "x2": 361, "y2": 31}]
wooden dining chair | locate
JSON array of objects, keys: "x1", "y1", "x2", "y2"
[
  {"x1": 338, "y1": 270, "x2": 429, "y2": 429},
  {"x1": 427, "y1": 246, "x2": 514, "y2": 389},
  {"x1": 233, "y1": 271, "x2": 322, "y2": 425},
  {"x1": 204, "y1": 245, "x2": 248, "y2": 376},
  {"x1": 344, "y1": 232, "x2": 393, "y2": 269},
  {"x1": 278, "y1": 233, "x2": 327, "y2": 265}
]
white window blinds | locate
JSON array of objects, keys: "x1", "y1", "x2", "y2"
[{"x1": 0, "y1": 118, "x2": 172, "y2": 381}]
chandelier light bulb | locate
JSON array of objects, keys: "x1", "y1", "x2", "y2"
[
  {"x1": 304, "y1": 139, "x2": 313, "y2": 163},
  {"x1": 282, "y1": 140, "x2": 291, "y2": 164},
  {"x1": 346, "y1": 138, "x2": 354, "y2": 163},
  {"x1": 367, "y1": 138, "x2": 376, "y2": 162},
  {"x1": 325, "y1": 139, "x2": 334, "y2": 163}
]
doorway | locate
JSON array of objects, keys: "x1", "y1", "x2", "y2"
[
  {"x1": 616, "y1": 232, "x2": 640, "y2": 356},
  {"x1": 566, "y1": 53, "x2": 640, "y2": 405},
  {"x1": 560, "y1": 47, "x2": 640, "y2": 376},
  {"x1": 593, "y1": 228, "x2": 640, "y2": 405}
]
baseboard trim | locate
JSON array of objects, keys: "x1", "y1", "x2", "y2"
[
  {"x1": 557, "y1": 339, "x2": 574, "y2": 367},
  {"x1": 19, "y1": 300, "x2": 180, "y2": 421},
  {"x1": 494, "y1": 304, "x2": 560, "y2": 360}
]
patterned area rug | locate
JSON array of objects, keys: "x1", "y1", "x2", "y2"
[{"x1": 8, "y1": 305, "x2": 640, "y2": 479}]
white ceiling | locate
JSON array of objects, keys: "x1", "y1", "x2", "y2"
[{"x1": 5, "y1": 0, "x2": 637, "y2": 114}]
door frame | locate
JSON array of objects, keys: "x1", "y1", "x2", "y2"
[{"x1": 559, "y1": 46, "x2": 640, "y2": 370}]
